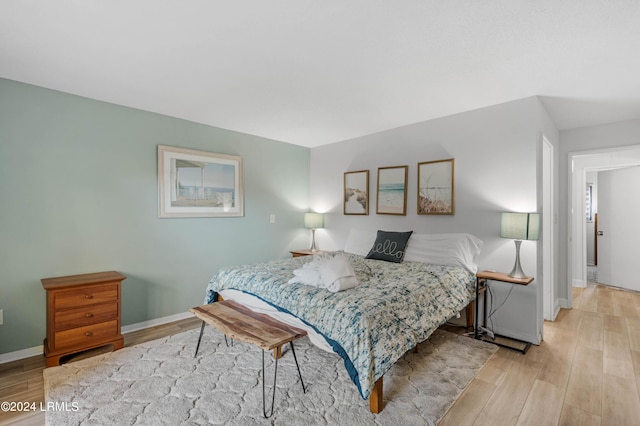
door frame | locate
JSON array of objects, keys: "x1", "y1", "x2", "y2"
[
  {"x1": 542, "y1": 137, "x2": 556, "y2": 320},
  {"x1": 567, "y1": 144, "x2": 640, "y2": 305}
]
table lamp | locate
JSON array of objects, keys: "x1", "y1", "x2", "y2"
[
  {"x1": 500, "y1": 212, "x2": 539, "y2": 278},
  {"x1": 304, "y1": 212, "x2": 324, "y2": 251}
]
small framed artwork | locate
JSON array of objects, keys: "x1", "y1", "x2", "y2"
[
  {"x1": 158, "y1": 145, "x2": 243, "y2": 218},
  {"x1": 344, "y1": 170, "x2": 369, "y2": 215},
  {"x1": 376, "y1": 166, "x2": 408, "y2": 215},
  {"x1": 418, "y1": 158, "x2": 454, "y2": 215}
]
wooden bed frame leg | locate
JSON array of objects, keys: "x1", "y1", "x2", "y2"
[
  {"x1": 273, "y1": 345, "x2": 282, "y2": 359},
  {"x1": 466, "y1": 301, "x2": 475, "y2": 329},
  {"x1": 369, "y1": 376, "x2": 383, "y2": 414}
]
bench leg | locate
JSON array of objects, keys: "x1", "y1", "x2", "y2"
[
  {"x1": 224, "y1": 335, "x2": 234, "y2": 347},
  {"x1": 194, "y1": 321, "x2": 206, "y2": 358},
  {"x1": 261, "y1": 342, "x2": 306, "y2": 418},
  {"x1": 369, "y1": 376, "x2": 383, "y2": 414},
  {"x1": 215, "y1": 296, "x2": 234, "y2": 348},
  {"x1": 289, "y1": 341, "x2": 306, "y2": 393},
  {"x1": 262, "y1": 349, "x2": 279, "y2": 418}
]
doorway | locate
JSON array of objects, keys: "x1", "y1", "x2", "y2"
[{"x1": 567, "y1": 144, "x2": 640, "y2": 305}]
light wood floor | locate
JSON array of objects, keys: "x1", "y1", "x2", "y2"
[
  {"x1": 441, "y1": 283, "x2": 640, "y2": 426},
  {"x1": 2, "y1": 284, "x2": 639, "y2": 426}
]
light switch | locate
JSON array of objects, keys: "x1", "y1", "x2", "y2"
[{"x1": 269, "y1": 214, "x2": 276, "y2": 224}]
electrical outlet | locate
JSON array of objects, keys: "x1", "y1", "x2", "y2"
[{"x1": 0, "y1": 309, "x2": 3, "y2": 326}]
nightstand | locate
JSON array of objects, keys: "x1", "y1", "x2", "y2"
[
  {"x1": 289, "y1": 249, "x2": 326, "y2": 258},
  {"x1": 475, "y1": 270, "x2": 534, "y2": 354},
  {"x1": 41, "y1": 271, "x2": 126, "y2": 367}
]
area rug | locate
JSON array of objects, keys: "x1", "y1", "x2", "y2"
[{"x1": 44, "y1": 327, "x2": 497, "y2": 425}]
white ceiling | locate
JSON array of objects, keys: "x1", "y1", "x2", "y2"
[{"x1": 2, "y1": 1, "x2": 640, "y2": 148}]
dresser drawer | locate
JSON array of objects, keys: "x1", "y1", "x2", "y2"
[
  {"x1": 54, "y1": 284, "x2": 118, "y2": 310},
  {"x1": 54, "y1": 301, "x2": 118, "y2": 331},
  {"x1": 54, "y1": 319, "x2": 119, "y2": 349}
]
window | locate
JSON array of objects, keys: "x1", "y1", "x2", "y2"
[{"x1": 586, "y1": 183, "x2": 593, "y2": 222}]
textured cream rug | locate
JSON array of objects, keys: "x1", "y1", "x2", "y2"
[{"x1": 44, "y1": 327, "x2": 496, "y2": 425}]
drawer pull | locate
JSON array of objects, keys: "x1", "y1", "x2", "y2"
[
  {"x1": 85, "y1": 313, "x2": 93, "y2": 318},
  {"x1": 85, "y1": 332, "x2": 93, "y2": 337},
  {"x1": 85, "y1": 295, "x2": 93, "y2": 299}
]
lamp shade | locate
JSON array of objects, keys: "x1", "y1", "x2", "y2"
[
  {"x1": 304, "y1": 212, "x2": 324, "y2": 229},
  {"x1": 500, "y1": 212, "x2": 540, "y2": 241}
]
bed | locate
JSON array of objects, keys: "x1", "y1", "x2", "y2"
[{"x1": 203, "y1": 231, "x2": 482, "y2": 413}]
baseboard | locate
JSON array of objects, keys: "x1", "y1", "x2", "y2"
[
  {"x1": 0, "y1": 345, "x2": 45, "y2": 364},
  {"x1": 0, "y1": 311, "x2": 194, "y2": 365},
  {"x1": 546, "y1": 299, "x2": 565, "y2": 321},
  {"x1": 572, "y1": 279, "x2": 587, "y2": 288},
  {"x1": 553, "y1": 303, "x2": 562, "y2": 320},
  {"x1": 121, "y1": 311, "x2": 193, "y2": 334}
]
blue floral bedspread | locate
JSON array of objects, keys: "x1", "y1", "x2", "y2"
[{"x1": 204, "y1": 251, "x2": 476, "y2": 399}]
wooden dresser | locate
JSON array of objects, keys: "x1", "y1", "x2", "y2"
[{"x1": 41, "y1": 271, "x2": 126, "y2": 367}]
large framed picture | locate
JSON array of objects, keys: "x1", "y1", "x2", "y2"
[
  {"x1": 158, "y1": 145, "x2": 243, "y2": 218},
  {"x1": 376, "y1": 165, "x2": 408, "y2": 215},
  {"x1": 344, "y1": 170, "x2": 369, "y2": 215},
  {"x1": 418, "y1": 158, "x2": 454, "y2": 215}
]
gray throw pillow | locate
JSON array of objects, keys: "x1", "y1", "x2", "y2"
[{"x1": 365, "y1": 230, "x2": 413, "y2": 263}]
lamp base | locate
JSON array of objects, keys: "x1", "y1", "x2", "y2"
[
  {"x1": 309, "y1": 229, "x2": 318, "y2": 251},
  {"x1": 508, "y1": 240, "x2": 528, "y2": 279}
]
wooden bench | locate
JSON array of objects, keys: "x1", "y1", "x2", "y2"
[
  {"x1": 191, "y1": 299, "x2": 475, "y2": 415},
  {"x1": 189, "y1": 300, "x2": 307, "y2": 418}
]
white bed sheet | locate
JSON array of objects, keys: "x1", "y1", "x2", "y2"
[{"x1": 219, "y1": 289, "x2": 333, "y2": 353}]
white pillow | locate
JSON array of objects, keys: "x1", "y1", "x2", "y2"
[
  {"x1": 343, "y1": 229, "x2": 377, "y2": 256},
  {"x1": 403, "y1": 233, "x2": 483, "y2": 273}
]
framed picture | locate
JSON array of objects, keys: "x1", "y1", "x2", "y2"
[
  {"x1": 158, "y1": 145, "x2": 243, "y2": 218},
  {"x1": 344, "y1": 170, "x2": 369, "y2": 215},
  {"x1": 418, "y1": 158, "x2": 454, "y2": 215},
  {"x1": 376, "y1": 166, "x2": 408, "y2": 215}
]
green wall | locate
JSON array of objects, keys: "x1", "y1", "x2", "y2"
[{"x1": 0, "y1": 78, "x2": 310, "y2": 354}]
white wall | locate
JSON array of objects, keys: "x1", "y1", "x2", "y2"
[
  {"x1": 559, "y1": 119, "x2": 640, "y2": 302},
  {"x1": 0, "y1": 79, "x2": 312, "y2": 354},
  {"x1": 535, "y1": 99, "x2": 561, "y2": 322},
  {"x1": 597, "y1": 166, "x2": 640, "y2": 290},
  {"x1": 310, "y1": 97, "x2": 545, "y2": 343}
]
